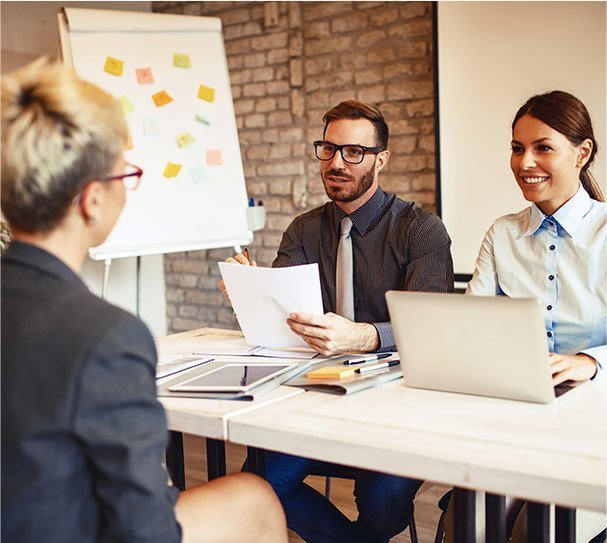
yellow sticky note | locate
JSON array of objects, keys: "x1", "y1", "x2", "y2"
[
  {"x1": 136, "y1": 67, "x2": 154, "y2": 84},
  {"x1": 152, "y1": 90, "x2": 173, "y2": 108},
  {"x1": 306, "y1": 366, "x2": 356, "y2": 380},
  {"x1": 176, "y1": 131, "x2": 196, "y2": 148},
  {"x1": 206, "y1": 149, "x2": 223, "y2": 166},
  {"x1": 197, "y1": 84, "x2": 215, "y2": 103},
  {"x1": 173, "y1": 53, "x2": 192, "y2": 68},
  {"x1": 104, "y1": 56, "x2": 124, "y2": 76},
  {"x1": 118, "y1": 96, "x2": 135, "y2": 115},
  {"x1": 163, "y1": 162, "x2": 182, "y2": 178}
]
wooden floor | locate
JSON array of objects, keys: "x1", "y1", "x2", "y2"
[{"x1": 182, "y1": 434, "x2": 449, "y2": 543}]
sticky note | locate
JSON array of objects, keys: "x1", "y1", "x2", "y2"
[
  {"x1": 163, "y1": 162, "x2": 182, "y2": 178},
  {"x1": 136, "y1": 67, "x2": 154, "y2": 84},
  {"x1": 195, "y1": 112, "x2": 211, "y2": 126},
  {"x1": 173, "y1": 53, "x2": 192, "y2": 68},
  {"x1": 118, "y1": 96, "x2": 135, "y2": 115},
  {"x1": 152, "y1": 90, "x2": 173, "y2": 108},
  {"x1": 189, "y1": 164, "x2": 210, "y2": 183},
  {"x1": 197, "y1": 84, "x2": 215, "y2": 102},
  {"x1": 206, "y1": 149, "x2": 223, "y2": 165},
  {"x1": 306, "y1": 366, "x2": 356, "y2": 379},
  {"x1": 104, "y1": 56, "x2": 124, "y2": 76},
  {"x1": 176, "y1": 131, "x2": 196, "y2": 148},
  {"x1": 143, "y1": 118, "x2": 161, "y2": 135}
]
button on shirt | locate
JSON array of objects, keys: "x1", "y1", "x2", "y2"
[
  {"x1": 273, "y1": 187, "x2": 454, "y2": 350},
  {"x1": 466, "y1": 185, "x2": 607, "y2": 370}
]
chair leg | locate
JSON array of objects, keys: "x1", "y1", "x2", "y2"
[
  {"x1": 409, "y1": 513, "x2": 419, "y2": 543},
  {"x1": 434, "y1": 509, "x2": 447, "y2": 543}
]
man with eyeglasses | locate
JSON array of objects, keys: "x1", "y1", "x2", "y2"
[
  {"x1": 224, "y1": 100, "x2": 453, "y2": 542},
  {"x1": 270, "y1": 99, "x2": 454, "y2": 358}
]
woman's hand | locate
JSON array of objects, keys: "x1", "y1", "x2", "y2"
[{"x1": 549, "y1": 353, "x2": 598, "y2": 385}]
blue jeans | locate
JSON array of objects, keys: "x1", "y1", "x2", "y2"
[{"x1": 256, "y1": 450, "x2": 423, "y2": 543}]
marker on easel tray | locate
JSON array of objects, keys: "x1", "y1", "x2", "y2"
[
  {"x1": 243, "y1": 248, "x2": 250, "y2": 261},
  {"x1": 249, "y1": 197, "x2": 255, "y2": 207}
]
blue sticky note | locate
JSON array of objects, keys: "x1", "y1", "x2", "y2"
[
  {"x1": 189, "y1": 164, "x2": 210, "y2": 183},
  {"x1": 143, "y1": 118, "x2": 161, "y2": 135}
]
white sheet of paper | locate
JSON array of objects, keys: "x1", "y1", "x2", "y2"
[{"x1": 218, "y1": 262, "x2": 324, "y2": 349}]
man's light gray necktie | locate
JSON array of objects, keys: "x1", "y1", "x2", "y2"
[{"x1": 336, "y1": 216, "x2": 354, "y2": 321}]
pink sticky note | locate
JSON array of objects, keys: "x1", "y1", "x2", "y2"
[
  {"x1": 206, "y1": 149, "x2": 223, "y2": 165},
  {"x1": 136, "y1": 67, "x2": 154, "y2": 85}
]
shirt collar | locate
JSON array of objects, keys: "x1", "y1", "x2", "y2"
[
  {"x1": 333, "y1": 187, "x2": 386, "y2": 235},
  {"x1": 524, "y1": 184, "x2": 592, "y2": 238}
]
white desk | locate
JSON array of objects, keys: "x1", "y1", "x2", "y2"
[
  {"x1": 155, "y1": 328, "x2": 304, "y2": 481},
  {"x1": 229, "y1": 379, "x2": 606, "y2": 511},
  {"x1": 229, "y1": 379, "x2": 606, "y2": 542}
]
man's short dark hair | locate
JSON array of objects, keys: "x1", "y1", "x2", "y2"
[{"x1": 322, "y1": 100, "x2": 389, "y2": 150}]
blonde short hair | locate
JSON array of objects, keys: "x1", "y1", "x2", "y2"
[{"x1": 1, "y1": 58, "x2": 128, "y2": 232}]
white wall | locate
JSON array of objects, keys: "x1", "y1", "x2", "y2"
[
  {"x1": 437, "y1": 1, "x2": 606, "y2": 277},
  {"x1": 2, "y1": 1, "x2": 167, "y2": 336}
]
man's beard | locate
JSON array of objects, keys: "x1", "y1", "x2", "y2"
[{"x1": 321, "y1": 163, "x2": 375, "y2": 203}]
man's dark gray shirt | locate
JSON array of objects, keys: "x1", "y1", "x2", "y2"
[{"x1": 273, "y1": 187, "x2": 454, "y2": 350}]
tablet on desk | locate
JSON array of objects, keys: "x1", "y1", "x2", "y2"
[{"x1": 168, "y1": 363, "x2": 297, "y2": 392}]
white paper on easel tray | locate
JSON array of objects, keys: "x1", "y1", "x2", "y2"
[{"x1": 218, "y1": 262, "x2": 324, "y2": 349}]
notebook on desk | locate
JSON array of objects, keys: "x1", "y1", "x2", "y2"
[{"x1": 385, "y1": 291, "x2": 589, "y2": 404}]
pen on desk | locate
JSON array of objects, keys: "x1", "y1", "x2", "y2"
[
  {"x1": 343, "y1": 353, "x2": 391, "y2": 365},
  {"x1": 355, "y1": 360, "x2": 400, "y2": 374}
]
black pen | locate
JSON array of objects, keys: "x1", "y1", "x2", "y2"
[
  {"x1": 355, "y1": 360, "x2": 400, "y2": 374},
  {"x1": 343, "y1": 353, "x2": 391, "y2": 365}
]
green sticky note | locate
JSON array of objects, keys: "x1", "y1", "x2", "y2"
[
  {"x1": 195, "y1": 112, "x2": 211, "y2": 126},
  {"x1": 176, "y1": 131, "x2": 196, "y2": 148},
  {"x1": 174, "y1": 53, "x2": 192, "y2": 68},
  {"x1": 118, "y1": 96, "x2": 135, "y2": 115},
  {"x1": 143, "y1": 118, "x2": 161, "y2": 135},
  {"x1": 189, "y1": 164, "x2": 210, "y2": 183}
]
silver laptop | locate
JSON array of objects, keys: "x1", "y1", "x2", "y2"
[{"x1": 385, "y1": 291, "x2": 586, "y2": 404}]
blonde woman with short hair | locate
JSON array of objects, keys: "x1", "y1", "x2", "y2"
[{"x1": 1, "y1": 58, "x2": 287, "y2": 543}]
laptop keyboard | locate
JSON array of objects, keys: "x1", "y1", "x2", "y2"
[{"x1": 554, "y1": 381, "x2": 577, "y2": 398}]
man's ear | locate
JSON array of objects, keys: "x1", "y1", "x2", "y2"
[
  {"x1": 375, "y1": 150, "x2": 390, "y2": 173},
  {"x1": 577, "y1": 138, "x2": 593, "y2": 168},
  {"x1": 79, "y1": 181, "x2": 104, "y2": 225}
]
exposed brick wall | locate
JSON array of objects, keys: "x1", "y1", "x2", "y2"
[{"x1": 152, "y1": 1, "x2": 437, "y2": 333}]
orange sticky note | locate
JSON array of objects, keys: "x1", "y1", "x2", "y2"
[
  {"x1": 163, "y1": 162, "x2": 182, "y2": 178},
  {"x1": 176, "y1": 131, "x2": 196, "y2": 148},
  {"x1": 173, "y1": 53, "x2": 192, "y2": 68},
  {"x1": 118, "y1": 96, "x2": 135, "y2": 115},
  {"x1": 306, "y1": 366, "x2": 356, "y2": 379},
  {"x1": 197, "y1": 84, "x2": 215, "y2": 102},
  {"x1": 136, "y1": 67, "x2": 154, "y2": 84},
  {"x1": 206, "y1": 149, "x2": 223, "y2": 165},
  {"x1": 152, "y1": 90, "x2": 173, "y2": 108},
  {"x1": 104, "y1": 56, "x2": 124, "y2": 76}
]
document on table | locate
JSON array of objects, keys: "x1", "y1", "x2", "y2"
[{"x1": 218, "y1": 262, "x2": 324, "y2": 349}]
